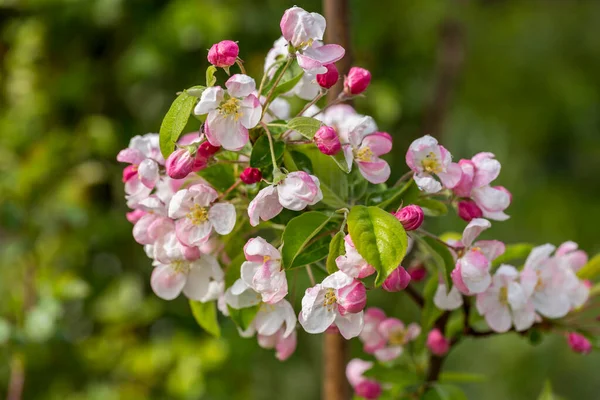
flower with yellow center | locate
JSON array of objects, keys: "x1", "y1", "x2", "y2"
[
  {"x1": 421, "y1": 151, "x2": 442, "y2": 174},
  {"x1": 219, "y1": 97, "x2": 242, "y2": 121}
]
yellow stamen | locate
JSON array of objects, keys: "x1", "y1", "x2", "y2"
[
  {"x1": 421, "y1": 151, "x2": 442, "y2": 173},
  {"x1": 186, "y1": 204, "x2": 209, "y2": 225},
  {"x1": 498, "y1": 286, "x2": 509, "y2": 305},
  {"x1": 388, "y1": 329, "x2": 406, "y2": 345},
  {"x1": 355, "y1": 147, "x2": 373, "y2": 162},
  {"x1": 171, "y1": 260, "x2": 190, "y2": 274},
  {"x1": 219, "y1": 97, "x2": 242, "y2": 121},
  {"x1": 323, "y1": 288, "x2": 337, "y2": 311}
]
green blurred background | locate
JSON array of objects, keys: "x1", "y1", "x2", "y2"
[{"x1": 1, "y1": 0, "x2": 599, "y2": 399}]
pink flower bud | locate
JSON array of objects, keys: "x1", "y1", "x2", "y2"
[
  {"x1": 382, "y1": 266, "x2": 411, "y2": 292},
  {"x1": 126, "y1": 209, "x2": 146, "y2": 224},
  {"x1": 355, "y1": 381, "x2": 382, "y2": 400},
  {"x1": 122, "y1": 165, "x2": 137, "y2": 182},
  {"x1": 457, "y1": 200, "x2": 483, "y2": 222},
  {"x1": 165, "y1": 148, "x2": 195, "y2": 179},
  {"x1": 344, "y1": 67, "x2": 371, "y2": 95},
  {"x1": 314, "y1": 126, "x2": 342, "y2": 155},
  {"x1": 197, "y1": 141, "x2": 221, "y2": 158},
  {"x1": 584, "y1": 280, "x2": 593, "y2": 289},
  {"x1": 316, "y1": 63, "x2": 339, "y2": 89},
  {"x1": 240, "y1": 167, "x2": 262, "y2": 184},
  {"x1": 567, "y1": 332, "x2": 592, "y2": 355},
  {"x1": 408, "y1": 264, "x2": 427, "y2": 282},
  {"x1": 337, "y1": 280, "x2": 367, "y2": 315},
  {"x1": 394, "y1": 205, "x2": 424, "y2": 231},
  {"x1": 207, "y1": 40, "x2": 239, "y2": 68},
  {"x1": 192, "y1": 155, "x2": 208, "y2": 172},
  {"x1": 427, "y1": 328, "x2": 450, "y2": 356}
]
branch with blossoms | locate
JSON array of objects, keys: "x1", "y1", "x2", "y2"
[{"x1": 116, "y1": 5, "x2": 600, "y2": 400}]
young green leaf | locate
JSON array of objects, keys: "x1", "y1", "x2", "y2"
[
  {"x1": 577, "y1": 253, "x2": 600, "y2": 280},
  {"x1": 281, "y1": 211, "x2": 332, "y2": 269},
  {"x1": 206, "y1": 65, "x2": 218, "y2": 87},
  {"x1": 492, "y1": 243, "x2": 535, "y2": 268},
  {"x1": 287, "y1": 116, "x2": 324, "y2": 140},
  {"x1": 416, "y1": 235, "x2": 455, "y2": 289},
  {"x1": 369, "y1": 179, "x2": 420, "y2": 211},
  {"x1": 326, "y1": 231, "x2": 346, "y2": 274},
  {"x1": 347, "y1": 205, "x2": 408, "y2": 286},
  {"x1": 537, "y1": 381, "x2": 556, "y2": 400},
  {"x1": 185, "y1": 85, "x2": 206, "y2": 98},
  {"x1": 250, "y1": 134, "x2": 285, "y2": 168},
  {"x1": 228, "y1": 305, "x2": 260, "y2": 331},
  {"x1": 261, "y1": 60, "x2": 304, "y2": 97},
  {"x1": 189, "y1": 300, "x2": 220, "y2": 337},
  {"x1": 159, "y1": 92, "x2": 197, "y2": 158},
  {"x1": 416, "y1": 198, "x2": 448, "y2": 217}
]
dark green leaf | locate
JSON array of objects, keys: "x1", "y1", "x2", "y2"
[
  {"x1": 577, "y1": 253, "x2": 600, "y2": 280},
  {"x1": 281, "y1": 212, "x2": 331, "y2": 269},
  {"x1": 159, "y1": 92, "x2": 197, "y2": 158},
  {"x1": 198, "y1": 164, "x2": 235, "y2": 192},
  {"x1": 189, "y1": 300, "x2": 220, "y2": 337},
  {"x1": 348, "y1": 205, "x2": 408, "y2": 286},
  {"x1": 250, "y1": 134, "x2": 285, "y2": 168},
  {"x1": 369, "y1": 180, "x2": 419, "y2": 211},
  {"x1": 416, "y1": 235, "x2": 455, "y2": 289},
  {"x1": 287, "y1": 116, "x2": 323, "y2": 140},
  {"x1": 326, "y1": 231, "x2": 346, "y2": 274},
  {"x1": 416, "y1": 198, "x2": 448, "y2": 217},
  {"x1": 423, "y1": 384, "x2": 468, "y2": 400},
  {"x1": 492, "y1": 243, "x2": 535, "y2": 268},
  {"x1": 439, "y1": 372, "x2": 486, "y2": 383},
  {"x1": 261, "y1": 60, "x2": 304, "y2": 97},
  {"x1": 283, "y1": 149, "x2": 313, "y2": 173},
  {"x1": 292, "y1": 235, "x2": 332, "y2": 268},
  {"x1": 228, "y1": 304, "x2": 260, "y2": 331}
]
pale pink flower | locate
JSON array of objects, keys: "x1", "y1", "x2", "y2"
[
  {"x1": 567, "y1": 332, "x2": 592, "y2": 355},
  {"x1": 299, "y1": 271, "x2": 365, "y2": 339},
  {"x1": 374, "y1": 318, "x2": 421, "y2": 362},
  {"x1": 168, "y1": 183, "x2": 236, "y2": 247},
  {"x1": 358, "y1": 308, "x2": 387, "y2": 354},
  {"x1": 224, "y1": 279, "x2": 262, "y2": 310},
  {"x1": 426, "y1": 329, "x2": 450, "y2": 356},
  {"x1": 556, "y1": 241, "x2": 588, "y2": 272},
  {"x1": 451, "y1": 218, "x2": 505, "y2": 295},
  {"x1": 434, "y1": 282, "x2": 463, "y2": 310},
  {"x1": 405, "y1": 135, "x2": 462, "y2": 193},
  {"x1": 335, "y1": 235, "x2": 376, "y2": 279},
  {"x1": 340, "y1": 116, "x2": 392, "y2": 184},
  {"x1": 476, "y1": 265, "x2": 535, "y2": 333},
  {"x1": 117, "y1": 133, "x2": 164, "y2": 205},
  {"x1": 150, "y1": 251, "x2": 223, "y2": 302},
  {"x1": 313, "y1": 103, "x2": 358, "y2": 142},
  {"x1": 248, "y1": 171, "x2": 323, "y2": 226},
  {"x1": 346, "y1": 359, "x2": 382, "y2": 400},
  {"x1": 453, "y1": 153, "x2": 511, "y2": 221},
  {"x1": 194, "y1": 74, "x2": 261, "y2": 150},
  {"x1": 240, "y1": 237, "x2": 288, "y2": 304},
  {"x1": 258, "y1": 328, "x2": 297, "y2": 361}
]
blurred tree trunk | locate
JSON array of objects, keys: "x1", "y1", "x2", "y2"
[{"x1": 323, "y1": 0, "x2": 352, "y2": 399}]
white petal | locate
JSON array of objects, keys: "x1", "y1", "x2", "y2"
[
  {"x1": 461, "y1": 218, "x2": 491, "y2": 248},
  {"x1": 195, "y1": 86, "x2": 224, "y2": 115},
  {"x1": 208, "y1": 203, "x2": 236, "y2": 235},
  {"x1": 334, "y1": 311, "x2": 364, "y2": 339},
  {"x1": 151, "y1": 264, "x2": 186, "y2": 300}
]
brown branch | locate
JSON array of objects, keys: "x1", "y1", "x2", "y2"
[{"x1": 7, "y1": 354, "x2": 24, "y2": 400}]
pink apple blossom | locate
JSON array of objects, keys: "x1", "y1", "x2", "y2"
[
  {"x1": 427, "y1": 328, "x2": 450, "y2": 356},
  {"x1": 394, "y1": 205, "x2": 424, "y2": 231},
  {"x1": 346, "y1": 359, "x2": 382, "y2": 400},
  {"x1": 194, "y1": 74, "x2": 261, "y2": 150},
  {"x1": 556, "y1": 241, "x2": 588, "y2": 272},
  {"x1": 248, "y1": 171, "x2": 323, "y2": 226},
  {"x1": 451, "y1": 218, "x2": 505, "y2": 295},
  {"x1": 165, "y1": 147, "x2": 195, "y2": 179},
  {"x1": 316, "y1": 63, "x2": 339, "y2": 89},
  {"x1": 168, "y1": 183, "x2": 236, "y2": 247},
  {"x1": 258, "y1": 328, "x2": 297, "y2": 361},
  {"x1": 567, "y1": 332, "x2": 592, "y2": 355},
  {"x1": 240, "y1": 237, "x2": 288, "y2": 304},
  {"x1": 359, "y1": 308, "x2": 387, "y2": 354},
  {"x1": 373, "y1": 318, "x2": 421, "y2": 362},
  {"x1": 382, "y1": 266, "x2": 411, "y2": 292},
  {"x1": 434, "y1": 281, "x2": 463, "y2": 310},
  {"x1": 457, "y1": 199, "x2": 484, "y2": 222},
  {"x1": 405, "y1": 135, "x2": 462, "y2": 193},
  {"x1": 476, "y1": 265, "x2": 536, "y2": 333},
  {"x1": 344, "y1": 67, "x2": 371, "y2": 95},
  {"x1": 207, "y1": 40, "x2": 239, "y2": 68},
  {"x1": 335, "y1": 234, "x2": 376, "y2": 279},
  {"x1": 453, "y1": 153, "x2": 511, "y2": 221},
  {"x1": 299, "y1": 271, "x2": 365, "y2": 339}
]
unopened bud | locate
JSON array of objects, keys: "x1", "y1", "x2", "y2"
[
  {"x1": 207, "y1": 40, "x2": 239, "y2": 68},
  {"x1": 394, "y1": 205, "x2": 424, "y2": 231},
  {"x1": 408, "y1": 264, "x2": 427, "y2": 282},
  {"x1": 314, "y1": 126, "x2": 342, "y2": 155},
  {"x1": 427, "y1": 328, "x2": 450, "y2": 356},
  {"x1": 457, "y1": 200, "x2": 483, "y2": 222},
  {"x1": 240, "y1": 167, "x2": 262, "y2": 184},
  {"x1": 382, "y1": 266, "x2": 411, "y2": 292},
  {"x1": 344, "y1": 67, "x2": 371, "y2": 95},
  {"x1": 567, "y1": 332, "x2": 592, "y2": 355},
  {"x1": 166, "y1": 148, "x2": 195, "y2": 179},
  {"x1": 355, "y1": 381, "x2": 382, "y2": 400},
  {"x1": 337, "y1": 280, "x2": 367, "y2": 315},
  {"x1": 316, "y1": 63, "x2": 339, "y2": 89}
]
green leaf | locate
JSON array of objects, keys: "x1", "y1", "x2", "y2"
[
  {"x1": 206, "y1": 65, "x2": 217, "y2": 87},
  {"x1": 577, "y1": 253, "x2": 600, "y2": 280},
  {"x1": 189, "y1": 300, "x2": 220, "y2": 337},
  {"x1": 185, "y1": 85, "x2": 206, "y2": 98},
  {"x1": 416, "y1": 235, "x2": 455, "y2": 289},
  {"x1": 281, "y1": 212, "x2": 332, "y2": 269},
  {"x1": 159, "y1": 92, "x2": 197, "y2": 158},
  {"x1": 250, "y1": 134, "x2": 285, "y2": 168},
  {"x1": 363, "y1": 364, "x2": 419, "y2": 386},
  {"x1": 423, "y1": 384, "x2": 468, "y2": 400},
  {"x1": 224, "y1": 253, "x2": 245, "y2": 289},
  {"x1": 198, "y1": 164, "x2": 235, "y2": 192},
  {"x1": 326, "y1": 231, "x2": 346, "y2": 274},
  {"x1": 287, "y1": 116, "x2": 324, "y2": 140},
  {"x1": 416, "y1": 198, "x2": 448, "y2": 217},
  {"x1": 417, "y1": 276, "x2": 443, "y2": 349},
  {"x1": 492, "y1": 243, "x2": 535, "y2": 268},
  {"x1": 261, "y1": 60, "x2": 304, "y2": 97},
  {"x1": 331, "y1": 150, "x2": 351, "y2": 173},
  {"x1": 293, "y1": 235, "x2": 332, "y2": 268},
  {"x1": 439, "y1": 372, "x2": 486, "y2": 383},
  {"x1": 369, "y1": 180, "x2": 420, "y2": 211},
  {"x1": 537, "y1": 381, "x2": 556, "y2": 400},
  {"x1": 347, "y1": 205, "x2": 408, "y2": 286},
  {"x1": 228, "y1": 304, "x2": 260, "y2": 331}
]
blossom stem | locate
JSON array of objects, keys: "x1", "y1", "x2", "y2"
[
  {"x1": 235, "y1": 58, "x2": 246, "y2": 75},
  {"x1": 416, "y1": 229, "x2": 459, "y2": 250},
  {"x1": 260, "y1": 122, "x2": 280, "y2": 171},
  {"x1": 296, "y1": 90, "x2": 325, "y2": 117},
  {"x1": 218, "y1": 179, "x2": 242, "y2": 200},
  {"x1": 310, "y1": 92, "x2": 347, "y2": 117},
  {"x1": 216, "y1": 159, "x2": 249, "y2": 164},
  {"x1": 258, "y1": 59, "x2": 285, "y2": 96},
  {"x1": 261, "y1": 57, "x2": 293, "y2": 119},
  {"x1": 393, "y1": 170, "x2": 414, "y2": 187},
  {"x1": 7, "y1": 353, "x2": 24, "y2": 400},
  {"x1": 305, "y1": 265, "x2": 316, "y2": 286}
]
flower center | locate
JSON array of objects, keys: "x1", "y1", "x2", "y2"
[
  {"x1": 498, "y1": 286, "x2": 509, "y2": 305},
  {"x1": 388, "y1": 328, "x2": 406, "y2": 345},
  {"x1": 219, "y1": 97, "x2": 242, "y2": 121},
  {"x1": 355, "y1": 147, "x2": 373, "y2": 162},
  {"x1": 421, "y1": 152, "x2": 442, "y2": 173},
  {"x1": 186, "y1": 204, "x2": 209, "y2": 225},
  {"x1": 171, "y1": 260, "x2": 190, "y2": 274},
  {"x1": 323, "y1": 288, "x2": 337, "y2": 311}
]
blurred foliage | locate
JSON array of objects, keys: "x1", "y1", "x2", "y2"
[{"x1": 1, "y1": 0, "x2": 599, "y2": 399}]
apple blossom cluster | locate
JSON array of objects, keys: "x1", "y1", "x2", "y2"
[{"x1": 116, "y1": 6, "x2": 598, "y2": 399}]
